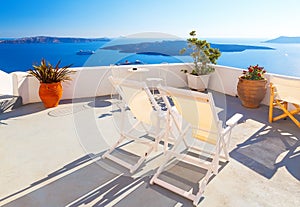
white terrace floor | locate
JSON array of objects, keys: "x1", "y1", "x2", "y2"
[{"x1": 0, "y1": 92, "x2": 299, "y2": 207}]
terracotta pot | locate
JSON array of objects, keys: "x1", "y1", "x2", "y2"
[
  {"x1": 39, "y1": 82, "x2": 63, "y2": 108},
  {"x1": 237, "y1": 77, "x2": 267, "y2": 108}
]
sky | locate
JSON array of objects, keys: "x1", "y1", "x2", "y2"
[{"x1": 1, "y1": 0, "x2": 300, "y2": 39}]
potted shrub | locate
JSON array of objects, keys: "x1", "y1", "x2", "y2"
[
  {"x1": 28, "y1": 58, "x2": 75, "y2": 108},
  {"x1": 180, "y1": 31, "x2": 221, "y2": 91},
  {"x1": 237, "y1": 64, "x2": 267, "y2": 108}
]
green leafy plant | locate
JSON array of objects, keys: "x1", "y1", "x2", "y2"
[
  {"x1": 180, "y1": 31, "x2": 221, "y2": 75},
  {"x1": 241, "y1": 64, "x2": 266, "y2": 80},
  {"x1": 28, "y1": 58, "x2": 75, "y2": 83}
]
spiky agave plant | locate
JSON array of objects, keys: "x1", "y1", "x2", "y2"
[{"x1": 28, "y1": 58, "x2": 75, "y2": 83}]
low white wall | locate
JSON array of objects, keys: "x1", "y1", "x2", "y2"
[
  {"x1": 12, "y1": 72, "x2": 40, "y2": 104},
  {"x1": 9, "y1": 63, "x2": 300, "y2": 106},
  {"x1": 209, "y1": 64, "x2": 300, "y2": 106},
  {"x1": 12, "y1": 63, "x2": 189, "y2": 104},
  {"x1": 0, "y1": 70, "x2": 13, "y2": 95}
]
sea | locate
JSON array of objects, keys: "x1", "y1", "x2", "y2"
[{"x1": 1, "y1": 38, "x2": 300, "y2": 78}]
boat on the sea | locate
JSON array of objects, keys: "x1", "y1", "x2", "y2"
[
  {"x1": 116, "y1": 60, "x2": 145, "y2": 65},
  {"x1": 76, "y1": 50, "x2": 95, "y2": 55}
]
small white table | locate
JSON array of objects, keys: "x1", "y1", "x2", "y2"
[
  {"x1": 127, "y1": 67, "x2": 149, "y2": 81},
  {"x1": 146, "y1": 77, "x2": 164, "y2": 94},
  {"x1": 127, "y1": 67, "x2": 149, "y2": 73},
  {"x1": 127, "y1": 68, "x2": 163, "y2": 94}
]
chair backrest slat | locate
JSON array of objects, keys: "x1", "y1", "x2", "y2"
[
  {"x1": 109, "y1": 76, "x2": 159, "y2": 125},
  {"x1": 159, "y1": 86, "x2": 220, "y2": 145},
  {"x1": 271, "y1": 76, "x2": 300, "y2": 104}
]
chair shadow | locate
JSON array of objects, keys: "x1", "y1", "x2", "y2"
[
  {"x1": 115, "y1": 159, "x2": 228, "y2": 207},
  {"x1": 0, "y1": 153, "x2": 101, "y2": 203},
  {"x1": 229, "y1": 124, "x2": 300, "y2": 180},
  {"x1": 0, "y1": 96, "x2": 22, "y2": 114},
  {"x1": 177, "y1": 90, "x2": 300, "y2": 181},
  {"x1": 276, "y1": 139, "x2": 300, "y2": 180},
  {"x1": 0, "y1": 102, "x2": 45, "y2": 125},
  {"x1": 218, "y1": 93, "x2": 300, "y2": 180},
  {"x1": 111, "y1": 176, "x2": 195, "y2": 207},
  {"x1": 0, "y1": 151, "x2": 202, "y2": 207},
  {"x1": 4, "y1": 92, "x2": 298, "y2": 206}
]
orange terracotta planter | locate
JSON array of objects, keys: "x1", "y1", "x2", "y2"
[
  {"x1": 39, "y1": 82, "x2": 63, "y2": 108},
  {"x1": 237, "y1": 77, "x2": 267, "y2": 108}
]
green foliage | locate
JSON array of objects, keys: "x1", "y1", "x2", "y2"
[
  {"x1": 180, "y1": 31, "x2": 221, "y2": 75},
  {"x1": 241, "y1": 64, "x2": 266, "y2": 80},
  {"x1": 28, "y1": 58, "x2": 75, "y2": 83}
]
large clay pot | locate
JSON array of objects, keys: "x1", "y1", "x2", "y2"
[
  {"x1": 237, "y1": 77, "x2": 267, "y2": 108},
  {"x1": 39, "y1": 82, "x2": 63, "y2": 108}
]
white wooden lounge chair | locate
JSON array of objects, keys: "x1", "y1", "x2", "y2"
[
  {"x1": 102, "y1": 76, "x2": 168, "y2": 173},
  {"x1": 150, "y1": 86, "x2": 243, "y2": 206},
  {"x1": 269, "y1": 76, "x2": 300, "y2": 127}
]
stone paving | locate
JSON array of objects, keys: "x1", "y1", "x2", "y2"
[{"x1": 0, "y1": 94, "x2": 299, "y2": 207}]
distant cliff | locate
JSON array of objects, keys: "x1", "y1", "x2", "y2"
[
  {"x1": 0, "y1": 36, "x2": 110, "y2": 44},
  {"x1": 102, "y1": 40, "x2": 274, "y2": 56},
  {"x1": 264, "y1": 36, "x2": 300, "y2": 43}
]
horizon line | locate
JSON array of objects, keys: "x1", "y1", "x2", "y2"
[{"x1": 0, "y1": 35, "x2": 288, "y2": 40}]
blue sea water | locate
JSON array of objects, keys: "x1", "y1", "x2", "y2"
[
  {"x1": 0, "y1": 41, "x2": 107, "y2": 73},
  {"x1": 0, "y1": 38, "x2": 300, "y2": 77}
]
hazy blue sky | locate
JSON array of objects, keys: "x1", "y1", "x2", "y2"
[{"x1": 1, "y1": 0, "x2": 300, "y2": 38}]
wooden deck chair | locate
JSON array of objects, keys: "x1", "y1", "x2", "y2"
[
  {"x1": 269, "y1": 76, "x2": 300, "y2": 127},
  {"x1": 150, "y1": 86, "x2": 243, "y2": 206},
  {"x1": 102, "y1": 76, "x2": 167, "y2": 173}
]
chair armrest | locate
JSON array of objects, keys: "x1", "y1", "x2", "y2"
[{"x1": 226, "y1": 113, "x2": 243, "y2": 126}]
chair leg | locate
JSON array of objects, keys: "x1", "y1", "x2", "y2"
[
  {"x1": 212, "y1": 152, "x2": 220, "y2": 175},
  {"x1": 273, "y1": 101, "x2": 300, "y2": 127},
  {"x1": 269, "y1": 104, "x2": 274, "y2": 123},
  {"x1": 269, "y1": 85, "x2": 275, "y2": 123},
  {"x1": 102, "y1": 135, "x2": 126, "y2": 159},
  {"x1": 150, "y1": 135, "x2": 185, "y2": 185},
  {"x1": 281, "y1": 105, "x2": 300, "y2": 127},
  {"x1": 220, "y1": 134, "x2": 230, "y2": 161},
  {"x1": 194, "y1": 168, "x2": 213, "y2": 206},
  {"x1": 130, "y1": 145, "x2": 154, "y2": 173},
  {"x1": 193, "y1": 193, "x2": 202, "y2": 206},
  {"x1": 150, "y1": 151, "x2": 173, "y2": 184},
  {"x1": 269, "y1": 84, "x2": 300, "y2": 127},
  {"x1": 273, "y1": 101, "x2": 289, "y2": 121}
]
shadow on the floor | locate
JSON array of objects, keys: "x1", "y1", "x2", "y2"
[
  {"x1": 0, "y1": 96, "x2": 22, "y2": 114},
  {"x1": 0, "y1": 152, "x2": 197, "y2": 207},
  {"x1": 0, "y1": 96, "x2": 113, "y2": 120},
  {"x1": 2, "y1": 93, "x2": 298, "y2": 206},
  {"x1": 87, "y1": 99, "x2": 112, "y2": 108},
  {"x1": 229, "y1": 116, "x2": 300, "y2": 180},
  {"x1": 219, "y1": 94, "x2": 300, "y2": 180},
  {"x1": 0, "y1": 102, "x2": 44, "y2": 125},
  {"x1": 0, "y1": 153, "x2": 101, "y2": 203}
]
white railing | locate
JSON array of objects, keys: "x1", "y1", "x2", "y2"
[
  {"x1": 3, "y1": 63, "x2": 300, "y2": 105},
  {"x1": 0, "y1": 70, "x2": 13, "y2": 95}
]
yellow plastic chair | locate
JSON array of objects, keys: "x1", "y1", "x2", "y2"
[
  {"x1": 150, "y1": 86, "x2": 242, "y2": 206},
  {"x1": 269, "y1": 76, "x2": 300, "y2": 127}
]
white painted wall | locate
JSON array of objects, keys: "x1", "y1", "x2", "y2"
[
  {"x1": 209, "y1": 64, "x2": 300, "y2": 106},
  {"x1": 0, "y1": 70, "x2": 13, "y2": 95},
  {"x1": 7, "y1": 63, "x2": 300, "y2": 106},
  {"x1": 11, "y1": 63, "x2": 189, "y2": 104}
]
